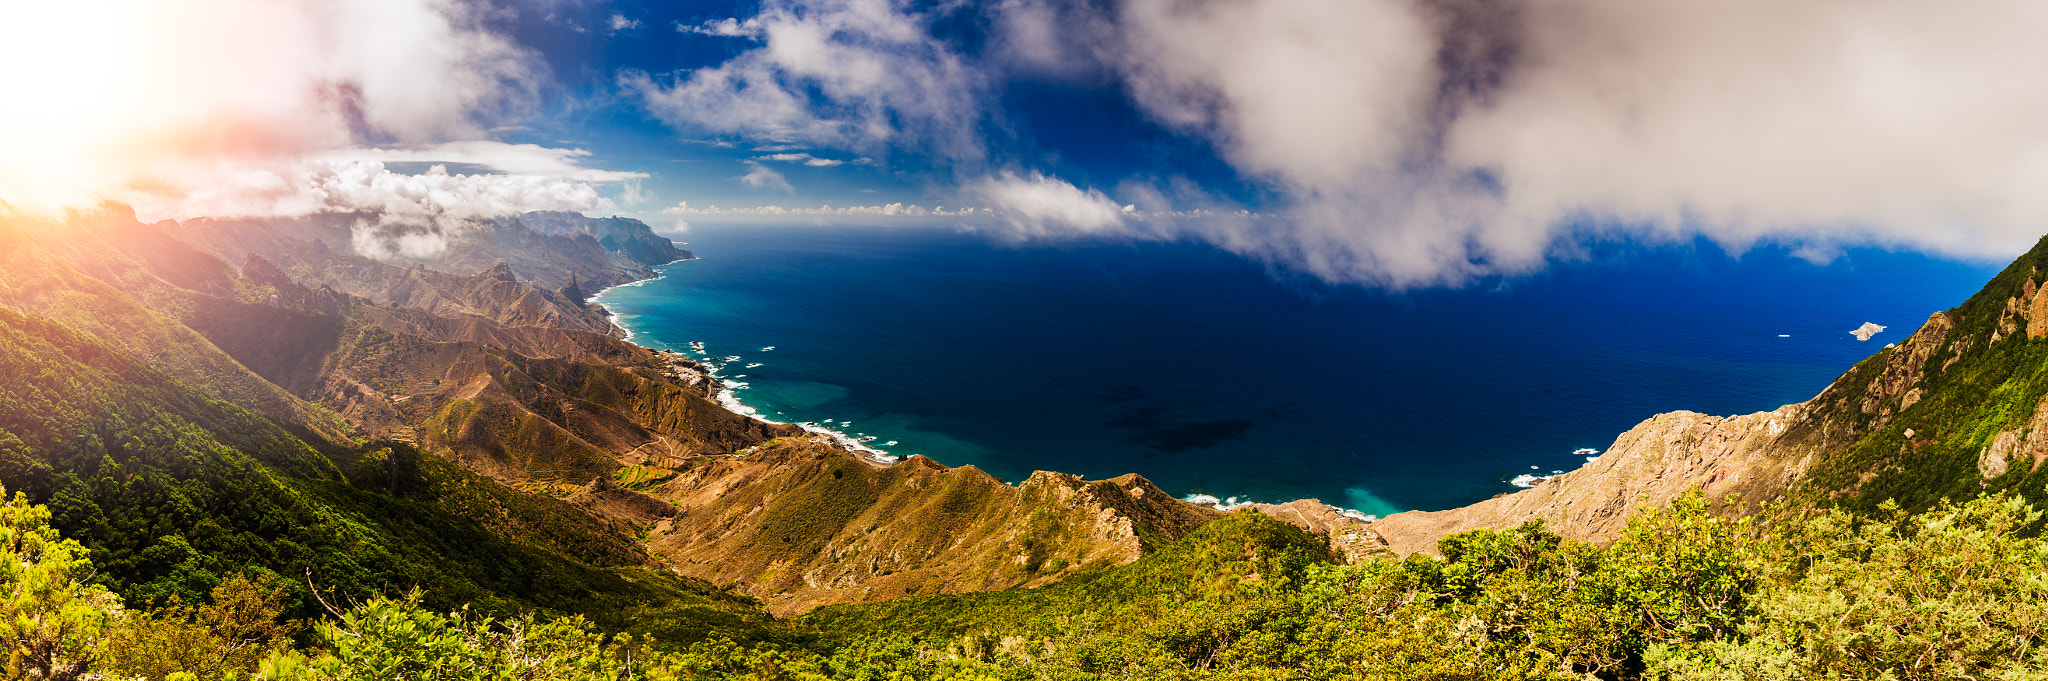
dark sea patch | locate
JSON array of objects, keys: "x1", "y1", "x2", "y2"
[
  {"x1": 596, "y1": 224, "x2": 2003, "y2": 516},
  {"x1": 1106, "y1": 406, "x2": 1256, "y2": 453}
]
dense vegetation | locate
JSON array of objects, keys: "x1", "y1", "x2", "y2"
[
  {"x1": 6, "y1": 482, "x2": 2045, "y2": 679},
  {"x1": 790, "y1": 495, "x2": 2048, "y2": 680}
]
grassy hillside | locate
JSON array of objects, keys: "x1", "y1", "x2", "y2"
[
  {"x1": 0, "y1": 304, "x2": 779, "y2": 643},
  {"x1": 0, "y1": 213, "x2": 354, "y2": 444},
  {"x1": 800, "y1": 509, "x2": 1331, "y2": 638}
]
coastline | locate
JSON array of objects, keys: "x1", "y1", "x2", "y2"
[
  {"x1": 588, "y1": 256, "x2": 907, "y2": 467},
  {"x1": 585, "y1": 250, "x2": 1387, "y2": 526}
]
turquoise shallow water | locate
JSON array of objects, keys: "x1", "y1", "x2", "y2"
[{"x1": 595, "y1": 225, "x2": 2003, "y2": 516}]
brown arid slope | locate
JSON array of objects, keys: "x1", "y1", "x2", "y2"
[
  {"x1": 189, "y1": 240, "x2": 789, "y2": 488},
  {"x1": 1241, "y1": 499, "x2": 1389, "y2": 562},
  {"x1": 200, "y1": 211, "x2": 1384, "y2": 612},
  {"x1": 641, "y1": 438, "x2": 1220, "y2": 616}
]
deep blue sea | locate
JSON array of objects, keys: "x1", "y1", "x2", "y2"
[{"x1": 593, "y1": 225, "x2": 2004, "y2": 516}]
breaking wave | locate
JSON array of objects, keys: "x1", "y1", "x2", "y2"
[{"x1": 1182, "y1": 493, "x2": 1379, "y2": 523}]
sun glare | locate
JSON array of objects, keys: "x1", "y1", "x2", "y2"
[
  {"x1": 0, "y1": 2, "x2": 153, "y2": 213},
  {"x1": 0, "y1": 1, "x2": 330, "y2": 217}
]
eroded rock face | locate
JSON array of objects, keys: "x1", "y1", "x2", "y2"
[
  {"x1": 1863, "y1": 312, "x2": 1952, "y2": 419},
  {"x1": 2026, "y1": 278, "x2": 2048, "y2": 341},
  {"x1": 1979, "y1": 393, "x2": 2048, "y2": 479},
  {"x1": 567, "y1": 476, "x2": 677, "y2": 533}
]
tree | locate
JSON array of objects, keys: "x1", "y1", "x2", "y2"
[
  {"x1": 105, "y1": 572, "x2": 301, "y2": 680},
  {"x1": 0, "y1": 489, "x2": 118, "y2": 680}
]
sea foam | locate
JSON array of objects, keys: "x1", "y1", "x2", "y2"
[
  {"x1": 1182, "y1": 492, "x2": 1380, "y2": 523},
  {"x1": 792, "y1": 420, "x2": 899, "y2": 462}
]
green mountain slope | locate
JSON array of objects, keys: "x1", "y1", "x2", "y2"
[
  {"x1": 1788, "y1": 233, "x2": 2048, "y2": 513},
  {"x1": 0, "y1": 210, "x2": 354, "y2": 445},
  {"x1": 800, "y1": 509, "x2": 1331, "y2": 638},
  {"x1": 0, "y1": 304, "x2": 777, "y2": 642}
]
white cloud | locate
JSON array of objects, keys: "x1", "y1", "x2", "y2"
[
  {"x1": 990, "y1": 0, "x2": 1117, "y2": 76},
  {"x1": 0, "y1": 0, "x2": 549, "y2": 219},
  {"x1": 327, "y1": 161, "x2": 614, "y2": 260},
  {"x1": 1117, "y1": 0, "x2": 1436, "y2": 188},
  {"x1": 310, "y1": 161, "x2": 613, "y2": 220},
  {"x1": 664, "y1": 201, "x2": 982, "y2": 218},
  {"x1": 966, "y1": 172, "x2": 1126, "y2": 236},
  {"x1": 324, "y1": 141, "x2": 646, "y2": 182},
  {"x1": 1096, "y1": 0, "x2": 2048, "y2": 285},
  {"x1": 1442, "y1": 0, "x2": 2048, "y2": 263},
  {"x1": 626, "y1": 0, "x2": 987, "y2": 159},
  {"x1": 752, "y1": 151, "x2": 850, "y2": 166},
  {"x1": 163, "y1": 159, "x2": 617, "y2": 260},
  {"x1": 608, "y1": 14, "x2": 640, "y2": 31},
  {"x1": 619, "y1": 178, "x2": 652, "y2": 207},
  {"x1": 679, "y1": 17, "x2": 758, "y2": 37},
  {"x1": 739, "y1": 162, "x2": 796, "y2": 193},
  {"x1": 643, "y1": 0, "x2": 2048, "y2": 286}
]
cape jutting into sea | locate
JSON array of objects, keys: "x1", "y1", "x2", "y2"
[{"x1": 594, "y1": 224, "x2": 2003, "y2": 517}]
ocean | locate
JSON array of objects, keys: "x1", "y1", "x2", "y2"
[{"x1": 593, "y1": 224, "x2": 2004, "y2": 517}]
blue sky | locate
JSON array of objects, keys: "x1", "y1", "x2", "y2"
[
  {"x1": 489, "y1": 0, "x2": 1249, "y2": 213},
  {"x1": 4, "y1": 0, "x2": 2047, "y2": 286}
]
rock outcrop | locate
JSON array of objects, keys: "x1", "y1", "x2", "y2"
[
  {"x1": 559, "y1": 273, "x2": 587, "y2": 307},
  {"x1": 1978, "y1": 392, "x2": 2048, "y2": 480}
]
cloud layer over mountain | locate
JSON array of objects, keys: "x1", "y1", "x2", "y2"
[
  {"x1": 0, "y1": 0, "x2": 624, "y2": 258},
  {"x1": 650, "y1": 0, "x2": 2048, "y2": 285}
]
